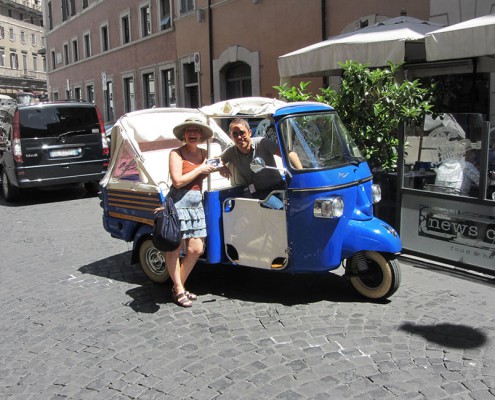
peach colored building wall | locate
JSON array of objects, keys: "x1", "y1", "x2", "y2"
[{"x1": 45, "y1": 0, "x2": 430, "y2": 121}]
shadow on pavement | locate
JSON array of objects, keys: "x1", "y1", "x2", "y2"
[
  {"x1": 0, "y1": 184, "x2": 98, "y2": 207},
  {"x1": 188, "y1": 262, "x2": 377, "y2": 307},
  {"x1": 79, "y1": 252, "x2": 377, "y2": 313},
  {"x1": 399, "y1": 322, "x2": 488, "y2": 349}
]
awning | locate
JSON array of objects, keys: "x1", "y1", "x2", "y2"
[
  {"x1": 425, "y1": 14, "x2": 495, "y2": 61},
  {"x1": 278, "y1": 16, "x2": 442, "y2": 79}
]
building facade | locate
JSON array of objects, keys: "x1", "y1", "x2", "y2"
[
  {"x1": 43, "y1": 0, "x2": 429, "y2": 123},
  {"x1": 0, "y1": 0, "x2": 46, "y2": 98}
]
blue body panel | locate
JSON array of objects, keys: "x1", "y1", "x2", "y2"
[
  {"x1": 285, "y1": 163, "x2": 400, "y2": 273},
  {"x1": 204, "y1": 190, "x2": 223, "y2": 263}
]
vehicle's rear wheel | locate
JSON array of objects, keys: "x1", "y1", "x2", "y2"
[
  {"x1": 1, "y1": 170, "x2": 21, "y2": 202},
  {"x1": 348, "y1": 251, "x2": 401, "y2": 300},
  {"x1": 138, "y1": 238, "x2": 170, "y2": 283},
  {"x1": 84, "y1": 181, "x2": 100, "y2": 194}
]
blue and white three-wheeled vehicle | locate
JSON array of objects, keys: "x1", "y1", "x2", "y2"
[{"x1": 101, "y1": 97, "x2": 402, "y2": 300}]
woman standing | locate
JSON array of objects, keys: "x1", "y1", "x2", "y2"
[{"x1": 163, "y1": 117, "x2": 216, "y2": 307}]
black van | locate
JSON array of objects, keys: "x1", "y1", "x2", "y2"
[{"x1": 0, "y1": 101, "x2": 109, "y2": 202}]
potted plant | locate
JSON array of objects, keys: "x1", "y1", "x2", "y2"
[{"x1": 275, "y1": 60, "x2": 437, "y2": 226}]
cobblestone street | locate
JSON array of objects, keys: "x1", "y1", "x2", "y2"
[{"x1": 1, "y1": 187, "x2": 494, "y2": 399}]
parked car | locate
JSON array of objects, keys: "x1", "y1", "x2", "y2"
[{"x1": 0, "y1": 101, "x2": 109, "y2": 201}]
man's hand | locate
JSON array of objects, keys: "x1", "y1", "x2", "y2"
[{"x1": 219, "y1": 165, "x2": 231, "y2": 178}]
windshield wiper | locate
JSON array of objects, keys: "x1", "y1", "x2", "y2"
[
  {"x1": 57, "y1": 129, "x2": 87, "y2": 142},
  {"x1": 346, "y1": 155, "x2": 362, "y2": 166}
]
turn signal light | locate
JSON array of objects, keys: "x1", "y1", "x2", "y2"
[{"x1": 372, "y1": 184, "x2": 381, "y2": 204}]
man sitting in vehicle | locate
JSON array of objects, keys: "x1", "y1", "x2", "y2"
[{"x1": 219, "y1": 118, "x2": 302, "y2": 209}]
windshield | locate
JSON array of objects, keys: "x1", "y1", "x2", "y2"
[{"x1": 278, "y1": 112, "x2": 364, "y2": 170}]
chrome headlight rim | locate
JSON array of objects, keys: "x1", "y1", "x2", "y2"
[{"x1": 314, "y1": 196, "x2": 344, "y2": 218}]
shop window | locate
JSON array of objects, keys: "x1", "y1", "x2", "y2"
[{"x1": 403, "y1": 113, "x2": 493, "y2": 201}]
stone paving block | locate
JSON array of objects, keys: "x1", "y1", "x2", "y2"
[
  {"x1": 470, "y1": 389, "x2": 495, "y2": 400},
  {"x1": 419, "y1": 385, "x2": 450, "y2": 399}
]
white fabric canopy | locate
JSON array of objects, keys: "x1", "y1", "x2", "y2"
[
  {"x1": 278, "y1": 16, "x2": 442, "y2": 79},
  {"x1": 425, "y1": 14, "x2": 495, "y2": 61},
  {"x1": 199, "y1": 97, "x2": 286, "y2": 118}
]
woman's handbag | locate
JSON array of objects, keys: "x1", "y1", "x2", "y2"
[{"x1": 152, "y1": 196, "x2": 182, "y2": 252}]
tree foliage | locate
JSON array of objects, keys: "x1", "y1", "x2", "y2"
[{"x1": 274, "y1": 61, "x2": 436, "y2": 171}]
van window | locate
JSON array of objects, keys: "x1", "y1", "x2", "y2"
[{"x1": 19, "y1": 106, "x2": 99, "y2": 139}]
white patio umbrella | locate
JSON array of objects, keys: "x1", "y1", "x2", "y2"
[
  {"x1": 278, "y1": 16, "x2": 443, "y2": 80},
  {"x1": 425, "y1": 14, "x2": 495, "y2": 61}
]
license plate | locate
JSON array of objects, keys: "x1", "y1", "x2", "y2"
[{"x1": 50, "y1": 148, "x2": 81, "y2": 157}]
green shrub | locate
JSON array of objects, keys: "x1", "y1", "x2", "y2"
[{"x1": 274, "y1": 61, "x2": 436, "y2": 171}]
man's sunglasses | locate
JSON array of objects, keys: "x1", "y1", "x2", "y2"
[{"x1": 231, "y1": 130, "x2": 247, "y2": 139}]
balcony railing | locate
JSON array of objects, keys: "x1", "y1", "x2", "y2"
[{"x1": 0, "y1": 65, "x2": 46, "y2": 80}]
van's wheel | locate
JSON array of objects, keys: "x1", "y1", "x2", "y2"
[
  {"x1": 138, "y1": 238, "x2": 170, "y2": 283},
  {"x1": 2, "y1": 170, "x2": 21, "y2": 202},
  {"x1": 348, "y1": 251, "x2": 401, "y2": 300},
  {"x1": 84, "y1": 181, "x2": 100, "y2": 194}
]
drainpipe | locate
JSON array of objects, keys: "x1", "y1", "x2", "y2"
[
  {"x1": 321, "y1": 0, "x2": 328, "y2": 87},
  {"x1": 208, "y1": 0, "x2": 214, "y2": 103}
]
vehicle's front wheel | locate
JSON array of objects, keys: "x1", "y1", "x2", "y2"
[
  {"x1": 138, "y1": 238, "x2": 170, "y2": 283},
  {"x1": 348, "y1": 251, "x2": 401, "y2": 300},
  {"x1": 1, "y1": 170, "x2": 21, "y2": 202}
]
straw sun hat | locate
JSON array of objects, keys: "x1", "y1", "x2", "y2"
[{"x1": 173, "y1": 117, "x2": 213, "y2": 142}]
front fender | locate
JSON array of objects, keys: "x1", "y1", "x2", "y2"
[{"x1": 342, "y1": 217, "x2": 402, "y2": 258}]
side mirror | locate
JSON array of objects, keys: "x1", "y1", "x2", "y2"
[
  {"x1": 250, "y1": 157, "x2": 266, "y2": 173},
  {"x1": 250, "y1": 157, "x2": 292, "y2": 178}
]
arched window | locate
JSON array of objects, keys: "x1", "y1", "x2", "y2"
[{"x1": 225, "y1": 62, "x2": 251, "y2": 99}]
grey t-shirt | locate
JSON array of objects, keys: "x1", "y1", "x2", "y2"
[{"x1": 221, "y1": 136, "x2": 283, "y2": 191}]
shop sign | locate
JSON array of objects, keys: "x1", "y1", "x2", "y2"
[{"x1": 401, "y1": 194, "x2": 495, "y2": 269}]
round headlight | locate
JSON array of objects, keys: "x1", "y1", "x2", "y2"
[{"x1": 314, "y1": 196, "x2": 344, "y2": 218}]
